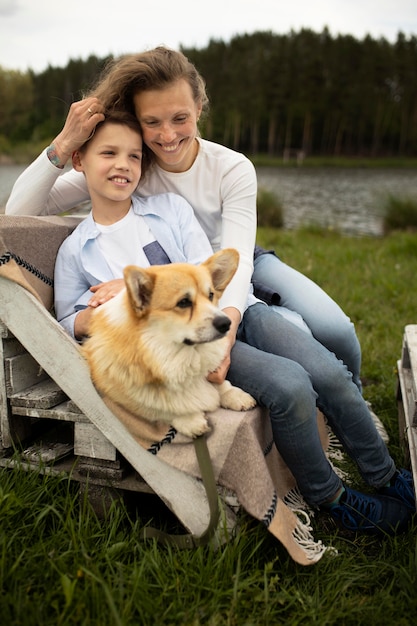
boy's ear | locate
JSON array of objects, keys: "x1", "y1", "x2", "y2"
[{"x1": 72, "y1": 150, "x2": 83, "y2": 171}]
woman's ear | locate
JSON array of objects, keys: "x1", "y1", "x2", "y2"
[{"x1": 72, "y1": 150, "x2": 84, "y2": 172}]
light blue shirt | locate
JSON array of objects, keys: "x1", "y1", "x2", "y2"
[{"x1": 54, "y1": 193, "x2": 214, "y2": 338}]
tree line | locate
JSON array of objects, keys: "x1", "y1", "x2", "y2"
[{"x1": 1, "y1": 28, "x2": 416, "y2": 158}]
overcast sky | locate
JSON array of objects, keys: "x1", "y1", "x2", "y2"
[{"x1": 1, "y1": 0, "x2": 416, "y2": 73}]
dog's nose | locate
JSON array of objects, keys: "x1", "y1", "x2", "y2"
[{"x1": 212, "y1": 314, "x2": 231, "y2": 335}]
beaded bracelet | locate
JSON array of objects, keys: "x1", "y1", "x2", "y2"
[{"x1": 46, "y1": 143, "x2": 65, "y2": 169}]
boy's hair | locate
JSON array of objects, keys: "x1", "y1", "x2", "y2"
[{"x1": 79, "y1": 110, "x2": 151, "y2": 178}]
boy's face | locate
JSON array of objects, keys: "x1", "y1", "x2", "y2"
[{"x1": 73, "y1": 122, "x2": 143, "y2": 205}]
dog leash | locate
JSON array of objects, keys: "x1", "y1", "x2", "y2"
[{"x1": 140, "y1": 434, "x2": 221, "y2": 548}]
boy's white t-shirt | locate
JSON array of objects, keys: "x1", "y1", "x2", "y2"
[{"x1": 95, "y1": 206, "x2": 155, "y2": 276}]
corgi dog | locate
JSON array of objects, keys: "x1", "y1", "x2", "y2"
[{"x1": 81, "y1": 248, "x2": 256, "y2": 438}]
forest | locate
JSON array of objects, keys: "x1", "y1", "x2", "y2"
[{"x1": 0, "y1": 28, "x2": 416, "y2": 158}]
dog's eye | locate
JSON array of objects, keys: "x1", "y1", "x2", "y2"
[
  {"x1": 208, "y1": 291, "x2": 214, "y2": 301},
  {"x1": 176, "y1": 297, "x2": 192, "y2": 309}
]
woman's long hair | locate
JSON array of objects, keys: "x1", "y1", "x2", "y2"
[{"x1": 86, "y1": 47, "x2": 209, "y2": 120}]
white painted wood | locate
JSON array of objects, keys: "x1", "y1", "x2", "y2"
[
  {"x1": 0, "y1": 320, "x2": 11, "y2": 338},
  {"x1": 5, "y1": 352, "x2": 49, "y2": 395},
  {"x1": 398, "y1": 359, "x2": 417, "y2": 499},
  {"x1": 74, "y1": 422, "x2": 118, "y2": 461},
  {"x1": 11, "y1": 400, "x2": 88, "y2": 422},
  {"x1": 0, "y1": 275, "x2": 213, "y2": 538},
  {"x1": 0, "y1": 332, "x2": 10, "y2": 446},
  {"x1": 9, "y1": 378, "x2": 67, "y2": 408},
  {"x1": 397, "y1": 324, "x2": 417, "y2": 500},
  {"x1": 404, "y1": 325, "x2": 417, "y2": 425},
  {"x1": 2, "y1": 337, "x2": 25, "y2": 358}
]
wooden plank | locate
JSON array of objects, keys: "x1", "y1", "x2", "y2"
[
  {"x1": 398, "y1": 358, "x2": 415, "y2": 426},
  {"x1": 0, "y1": 454, "x2": 155, "y2": 494},
  {"x1": 67, "y1": 399, "x2": 81, "y2": 413},
  {"x1": 5, "y1": 353, "x2": 49, "y2": 395},
  {"x1": 0, "y1": 336, "x2": 11, "y2": 446},
  {"x1": 397, "y1": 379, "x2": 410, "y2": 465},
  {"x1": 76, "y1": 458, "x2": 125, "y2": 481},
  {"x1": 21, "y1": 441, "x2": 74, "y2": 463},
  {"x1": 2, "y1": 338, "x2": 25, "y2": 358},
  {"x1": 74, "y1": 422, "x2": 118, "y2": 461},
  {"x1": 398, "y1": 359, "x2": 417, "y2": 500},
  {"x1": 11, "y1": 400, "x2": 88, "y2": 422},
  {"x1": 9, "y1": 378, "x2": 68, "y2": 408},
  {"x1": 0, "y1": 321, "x2": 12, "y2": 339},
  {"x1": 403, "y1": 325, "x2": 417, "y2": 425},
  {"x1": 76, "y1": 455, "x2": 123, "y2": 469}
]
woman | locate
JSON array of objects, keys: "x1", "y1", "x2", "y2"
[{"x1": 6, "y1": 47, "x2": 415, "y2": 533}]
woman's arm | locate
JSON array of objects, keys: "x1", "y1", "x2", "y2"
[
  {"x1": 218, "y1": 157, "x2": 257, "y2": 317},
  {"x1": 209, "y1": 156, "x2": 257, "y2": 382},
  {"x1": 6, "y1": 150, "x2": 89, "y2": 215},
  {"x1": 6, "y1": 98, "x2": 103, "y2": 216}
]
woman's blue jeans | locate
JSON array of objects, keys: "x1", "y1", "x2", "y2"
[
  {"x1": 226, "y1": 303, "x2": 395, "y2": 507},
  {"x1": 253, "y1": 252, "x2": 363, "y2": 391}
]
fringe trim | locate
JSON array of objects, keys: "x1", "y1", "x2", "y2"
[
  {"x1": 284, "y1": 486, "x2": 315, "y2": 517},
  {"x1": 366, "y1": 402, "x2": 390, "y2": 444},
  {"x1": 283, "y1": 488, "x2": 337, "y2": 561},
  {"x1": 292, "y1": 514, "x2": 337, "y2": 562},
  {"x1": 326, "y1": 429, "x2": 352, "y2": 483}
]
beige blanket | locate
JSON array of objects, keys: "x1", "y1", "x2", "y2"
[{"x1": 0, "y1": 214, "x2": 334, "y2": 565}]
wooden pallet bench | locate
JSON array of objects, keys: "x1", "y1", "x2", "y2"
[
  {"x1": 397, "y1": 324, "x2": 417, "y2": 492},
  {"x1": 0, "y1": 294, "x2": 241, "y2": 544}
]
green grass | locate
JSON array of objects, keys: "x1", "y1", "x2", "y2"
[
  {"x1": 257, "y1": 188, "x2": 284, "y2": 228},
  {"x1": 2, "y1": 229, "x2": 417, "y2": 625},
  {"x1": 383, "y1": 195, "x2": 417, "y2": 234}
]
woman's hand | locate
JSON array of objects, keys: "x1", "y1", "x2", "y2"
[
  {"x1": 51, "y1": 98, "x2": 105, "y2": 166},
  {"x1": 207, "y1": 307, "x2": 240, "y2": 384},
  {"x1": 88, "y1": 279, "x2": 125, "y2": 307}
]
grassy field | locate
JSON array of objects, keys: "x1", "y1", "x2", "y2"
[{"x1": 1, "y1": 228, "x2": 417, "y2": 625}]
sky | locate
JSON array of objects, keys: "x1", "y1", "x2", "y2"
[{"x1": 1, "y1": 0, "x2": 417, "y2": 74}]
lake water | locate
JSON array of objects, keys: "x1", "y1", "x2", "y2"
[
  {"x1": 1, "y1": 164, "x2": 417, "y2": 237},
  {"x1": 257, "y1": 166, "x2": 417, "y2": 236},
  {"x1": 0, "y1": 164, "x2": 31, "y2": 212}
]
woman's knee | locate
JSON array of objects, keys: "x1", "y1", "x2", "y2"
[{"x1": 261, "y1": 361, "x2": 316, "y2": 415}]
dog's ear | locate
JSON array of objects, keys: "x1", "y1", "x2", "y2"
[
  {"x1": 123, "y1": 265, "x2": 155, "y2": 316},
  {"x1": 203, "y1": 248, "x2": 239, "y2": 293}
]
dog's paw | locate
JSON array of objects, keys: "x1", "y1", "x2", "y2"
[
  {"x1": 219, "y1": 384, "x2": 257, "y2": 411},
  {"x1": 171, "y1": 414, "x2": 210, "y2": 439}
]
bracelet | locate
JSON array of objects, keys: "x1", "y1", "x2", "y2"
[{"x1": 47, "y1": 143, "x2": 66, "y2": 169}]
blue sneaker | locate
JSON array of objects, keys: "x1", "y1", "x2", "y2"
[
  {"x1": 325, "y1": 486, "x2": 411, "y2": 536},
  {"x1": 379, "y1": 469, "x2": 416, "y2": 512}
]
